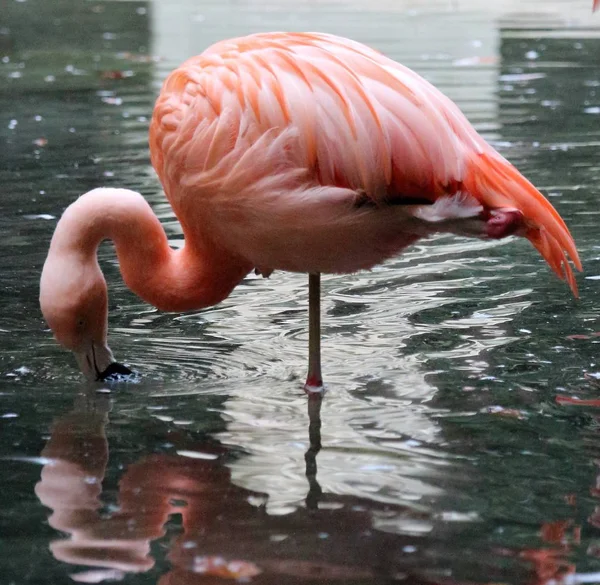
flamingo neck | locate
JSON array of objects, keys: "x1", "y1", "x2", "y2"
[{"x1": 54, "y1": 188, "x2": 250, "y2": 312}]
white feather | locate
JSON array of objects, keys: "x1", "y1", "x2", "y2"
[{"x1": 411, "y1": 193, "x2": 483, "y2": 223}]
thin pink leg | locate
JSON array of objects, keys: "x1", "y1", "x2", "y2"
[{"x1": 305, "y1": 273, "x2": 324, "y2": 393}]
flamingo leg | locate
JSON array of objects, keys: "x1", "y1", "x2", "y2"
[{"x1": 305, "y1": 272, "x2": 324, "y2": 393}]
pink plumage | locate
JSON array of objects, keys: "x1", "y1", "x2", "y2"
[{"x1": 150, "y1": 32, "x2": 579, "y2": 286}]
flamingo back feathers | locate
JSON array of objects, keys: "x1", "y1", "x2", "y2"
[{"x1": 150, "y1": 32, "x2": 478, "y2": 202}]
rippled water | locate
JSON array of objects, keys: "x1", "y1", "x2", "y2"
[{"x1": 2, "y1": 0, "x2": 600, "y2": 583}]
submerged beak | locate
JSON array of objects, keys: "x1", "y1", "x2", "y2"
[{"x1": 75, "y1": 342, "x2": 132, "y2": 381}]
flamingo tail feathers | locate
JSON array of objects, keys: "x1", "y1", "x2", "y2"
[{"x1": 463, "y1": 152, "x2": 582, "y2": 296}]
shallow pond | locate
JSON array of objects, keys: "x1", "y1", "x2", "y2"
[{"x1": 2, "y1": 0, "x2": 600, "y2": 583}]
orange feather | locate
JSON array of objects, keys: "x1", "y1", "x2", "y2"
[{"x1": 464, "y1": 152, "x2": 582, "y2": 296}]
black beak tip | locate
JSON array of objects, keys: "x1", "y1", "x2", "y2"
[{"x1": 97, "y1": 362, "x2": 134, "y2": 381}]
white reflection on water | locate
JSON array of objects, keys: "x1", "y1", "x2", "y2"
[{"x1": 219, "y1": 378, "x2": 443, "y2": 517}]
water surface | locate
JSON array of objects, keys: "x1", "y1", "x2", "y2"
[{"x1": 2, "y1": 0, "x2": 600, "y2": 583}]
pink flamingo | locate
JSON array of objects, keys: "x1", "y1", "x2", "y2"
[{"x1": 40, "y1": 32, "x2": 581, "y2": 390}]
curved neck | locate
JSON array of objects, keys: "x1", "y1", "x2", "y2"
[{"x1": 53, "y1": 188, "x2": 251, "y2": 312}]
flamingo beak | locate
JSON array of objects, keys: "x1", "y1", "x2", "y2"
[
  {"x1": 75, "y1": 342, "x2": 132, "y2": 381},
  {"x1": 98, "y1": 362, "x2": 133, "y2": 381}
]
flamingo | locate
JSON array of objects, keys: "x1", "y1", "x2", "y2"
[{"x1": 40, "y1": 32, "x2": 581, "y2": 390}]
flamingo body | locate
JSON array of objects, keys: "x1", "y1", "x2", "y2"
[
  {"x1": 40, "y1": 32, "x2": 581, "y2": 382},
  {"x1": 149, "y1": 32, "x2": 579, "y2": 284}
]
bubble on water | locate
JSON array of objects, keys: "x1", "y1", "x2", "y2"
[
  {"x1": 270, "y1": 534, "x2": 288, "y2": 542},
  {"x1": 23, "y1": 214, "x2": 54, "y2": 220},
  {"x1": 404, "y1": 439, "x2": 421, "y2": 447},
  {"x1": 154, "y1": 414, "x2": 173, "y2": 422},
  {"x1": 101, "y1": 97, "x2": 123, "y2": 106},
  {"x1": 541, "y1": 100, "x2": 561, "y2": 107},
  {"x1": 500, "y1": 72, "x2": 546, "y2": 82},
  {"x1": 438, "y1": 511, "x2": 481, "y2": 522},
  {"x1": 0, "y1": 456, "x2": 56, "y2": 465},
  {"x1": 176, "y1": 450, "x2": 218, "y2": 460},
  {"x1": 70, "y1": 569, "x2": 126, "y2": 583},
  {"x1": 65, "y1": 64, "x2": 85, "y2": 75},
  {"x1": 247, "y1": 494, "x2": 268, "y2": 507}
]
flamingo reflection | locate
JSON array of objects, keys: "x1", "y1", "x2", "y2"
[
  {"x1": 38, "y1": 390, "x2": 600, "y2": 584},
  {"x1": 36, "y1": 391, "x2": 441, "y2": 584}
]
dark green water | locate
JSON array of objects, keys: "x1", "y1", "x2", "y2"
[{"x1": 2, "y1": 0, "x2": 600, "y2": 583}]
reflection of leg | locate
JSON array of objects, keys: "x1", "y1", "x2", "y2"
[
  {"x1": 305, "y1": 393, "x2": 323, "y2": 511},
  {"x1": 305, "y1": 273, "x2": 323, "y2": 392}
]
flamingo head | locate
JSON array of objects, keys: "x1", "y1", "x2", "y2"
[{"x1": 40, "y1": 251, "x2": 132, "y2": 381}]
